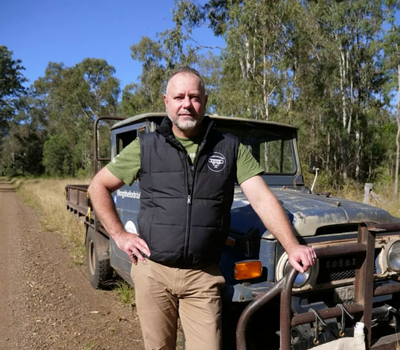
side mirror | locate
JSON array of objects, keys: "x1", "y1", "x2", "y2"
[
  {"x1": 308, "y1": 161, "x2": 322, "y2": 175},
  {"x1": 308, "y1": 161, "x2": 323, "y2": 193}
]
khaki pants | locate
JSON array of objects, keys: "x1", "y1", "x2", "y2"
[{"x1": 131, "y1": 259, "x2": 225, "y2": 350}]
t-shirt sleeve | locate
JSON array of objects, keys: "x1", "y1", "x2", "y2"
[
  {"x1": 236, "y1": 143, "x2": 264, "y2": 185},
  {"x1": 106, "y1": 137, "x2": 141, "y2": 186}
]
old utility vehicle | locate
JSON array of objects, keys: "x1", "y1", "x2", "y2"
[{"x1": 66, "y1": 113, "x2": 400, "y2": 349}]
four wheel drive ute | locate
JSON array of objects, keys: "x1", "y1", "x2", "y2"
[{"x1": 66, "y1": 113, "x2": 400, "y2": 350}]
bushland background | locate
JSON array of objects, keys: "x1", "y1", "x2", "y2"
[
  {"x1": 1, "y1": 3, "x2": 400, "y2": 347},
  {"x1": 2, "y1": 0, "x2": 400, "y2": 202}
]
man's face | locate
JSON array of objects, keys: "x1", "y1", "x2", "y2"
[{"x1": 164, "y1": 73, "x2": 207, "y2": 133}]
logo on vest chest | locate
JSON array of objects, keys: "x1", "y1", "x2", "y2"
[{"x1": 207, "y1": 152, "x2": 226, "y2": 172}]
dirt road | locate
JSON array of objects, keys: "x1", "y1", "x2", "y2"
[{"x1": 0, "y1": 180, "x2": 144, "y2": 350}]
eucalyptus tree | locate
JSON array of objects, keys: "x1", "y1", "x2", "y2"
[
  {"x1": 156, "y1": 0, "x2": 395, "y2": 183},
  {"x1": 121, "y1": 37, "x2": 167, "y2": 115},
  {"x1": 33, "y1": 59, "x2": 120, "y2": 176},
  {"x1": 0, "y1": 46, "x2": 26, "y2": 142},
  {"x1": 296, "y1": 0, "x2": 388, "y2": 181},
  {"x1": 382, "y1": 0, "x2": 400, "y2": 197},
  {"x1": 163, "y1": 0, "x2": 300, "y2": 119},
  {"x1": 123, "y1": 35, "x2": 222, "y2": 116}
]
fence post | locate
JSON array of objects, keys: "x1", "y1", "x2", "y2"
[{"x1": 364, "y1": 183, "x2": 373, "y2": 204}]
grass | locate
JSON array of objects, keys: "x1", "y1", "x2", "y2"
[
  {"x1": 114, "y1": 281, "x2": 136, "y2": 307},
  {"x1": 334, "y1": 182, "x2": 400, "y2": 218},
  {"x1": 303, "y1": 171, "x2": 400, "y2": 218},
  {"x1": 12, "y1": 177, "x2": 92, "y2": 265}
]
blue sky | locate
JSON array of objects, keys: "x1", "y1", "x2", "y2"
[{"x1": 0, "y1": 0, "x2": 224, "y2": 88}]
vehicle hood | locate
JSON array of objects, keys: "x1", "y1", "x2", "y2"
[{"x1": 231, "y1": 187, "x2": 400, "y2": 237}]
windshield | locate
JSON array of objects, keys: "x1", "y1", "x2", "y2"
[
  {"x1": 148, "y1": 116, "x2": 298, "y2": 175},
  {"x1": 218, "y1": 125, "x2": 297, "y2": 175}
]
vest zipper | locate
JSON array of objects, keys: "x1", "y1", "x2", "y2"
[
  {"x1": 183, "y1": 128, "x2": 211, "y2": 261},
  {"x1": 179, "y1": 149, "x2": 193, "y2": 262},
  {"x1": 166, "y1": 122, "x2": 214, "y2": 263}
]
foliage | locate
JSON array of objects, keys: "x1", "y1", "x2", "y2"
[
  {"x1": 120, "y1": 37, "x2": 167, "y2": 115},
  {"x1": 0, "y1": 46, "x2": 27, "y2": 140},
  {"x1": 162, "y1": 0, "x2": 400, "y2": 186},
  {"x1": 32, "y1": 59, "x2": 120, "y2": 176},
  {"x1": 0, "y1": 47, "x2": 30, "y2": 175},
  {"x1": 2, "y1": 1, "x2": 400, "y2": 192}
]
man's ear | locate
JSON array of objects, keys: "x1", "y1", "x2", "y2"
[{"x1": 163, "y1": 94, "x2": 168, "y2": 109}]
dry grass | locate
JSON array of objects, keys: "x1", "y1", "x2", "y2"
[
  {"x1": 304, "y1": 171, "x2": 400, "y2": 219},
  {"x1": 13, "y1": 177, "x2": 92, "y2": 265},
  {"x1": 333, "y1": 182, "x2": 400, "y2": 219}
]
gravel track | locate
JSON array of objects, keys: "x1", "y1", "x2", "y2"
[{"x1": 0, "y1": 180, "x2": 144, "y2": 350}]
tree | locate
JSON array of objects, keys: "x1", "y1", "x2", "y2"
[
  {"x1": 164, "y1": 0, "x2": 394, "y2": 184},
  {"x1": 0, "y1": 46, "x2": 27, "y2": 141},
  {"x1": 33, "y1": 59, "x2": 120, "y2": 176},
  {"x1": 382, "y1": 0, "x2": 400, "y2": 197},
  {"x1": 0, "y1": 96, "x2": 46, "y2": 176},
  {"x1": 121, "y1": 37, "x2": 167, "y2": 115}
]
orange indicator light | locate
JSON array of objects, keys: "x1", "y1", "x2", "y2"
[{"x1": 234, "y1": 260, "x2": 262, "y2": 280}]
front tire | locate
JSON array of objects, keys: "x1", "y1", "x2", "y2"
[{"x1": 86, "y1": 226, "x2": 113, "y2": 289}]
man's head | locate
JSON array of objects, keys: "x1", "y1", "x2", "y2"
[{"x1": 164, "y1": 67, "x2": 208, "y2": 137}]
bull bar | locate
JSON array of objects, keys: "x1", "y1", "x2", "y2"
[{"x1": 236, "y1": 222, "x2": 400, "y2": 350}]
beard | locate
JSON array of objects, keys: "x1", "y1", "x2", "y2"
[
  {"x1": 174, "y1": 117, "x2": 198, "y2": 130},
  {"x1": 168, "y1": 111, "x2": 204, "y2": 131}
]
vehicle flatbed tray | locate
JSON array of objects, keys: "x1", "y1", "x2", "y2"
[{"x1": 66, "y1": 184, "x2": 90, "y2": 219}]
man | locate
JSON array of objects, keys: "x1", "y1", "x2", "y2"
[{"x1": 89, "y1": 67, "x2": 317, "y2": 350}]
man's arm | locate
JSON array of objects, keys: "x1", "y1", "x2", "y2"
[
  {"x1": 88, "y1": 167, "x2": 150, "y2": 264},
  {"x1": 240, "y1": 175, "x2": 316, "y2": 273}
]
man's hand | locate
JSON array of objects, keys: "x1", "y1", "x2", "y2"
[
  {"x1": 240, "y1": 176, "x2": 318, "y2": 274},
  {"x1": 113, "y1": 230, "x2": 151, "y2": 265},
  {"x1": 286, "y1": 243, "x2": 317, "y2": 273}
]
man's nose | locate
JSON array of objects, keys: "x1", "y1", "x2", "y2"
[{"x1": 182, "y1": 96, "x2": 192, "y2": 108}]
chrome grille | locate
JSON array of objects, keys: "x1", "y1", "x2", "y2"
[
  {"x1": 318, "y1": 264, "x2": 356, "y2": 283},
  {"x1": 317, "y1": 249, "x2": 380, "y2": 283}
]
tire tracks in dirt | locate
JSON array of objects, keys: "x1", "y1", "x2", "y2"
[{"x1": 0, "y1": 180, "x2": 144, "y2": 350}]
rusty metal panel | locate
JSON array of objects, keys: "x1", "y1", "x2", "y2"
[
  {"x1": 355, "y1": 223, "x2": 376, "y2": 348},
  {"x1": 280, "y1": 268, "x2": 298, "y2": 350},
  {"x1": 371, "y1": 333, "x2": 400, "y2": 349},
  {"x1": 65, "y1": 185, "x2": 90, "y2": 220},
  {"x1": 374, "y1": 282, "x2": 400, "y2": 296},
  {"x1": 291, "y1": 303, "x2": 364, "y2": 326}
]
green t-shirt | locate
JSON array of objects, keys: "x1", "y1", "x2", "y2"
[{"x1": 107, "y1": 134, "x2": 263, "y2": 186}]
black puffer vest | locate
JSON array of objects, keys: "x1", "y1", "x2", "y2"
[{"x1": 139, "y1": 116, "x2": 239, "y2": 266}]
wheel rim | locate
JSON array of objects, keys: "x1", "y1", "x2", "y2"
[{"x1": 88, "y1": 239, "x2": 96, "y2": 275}]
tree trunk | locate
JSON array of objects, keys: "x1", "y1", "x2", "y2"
[
  {"x1": 339, "y1": 50, "x2": 348, "y2": 179},
  {"x1": 326, "y1": 129, "x2": 330, "y2": 172},
  {"x1": 394, "y1": 66, "x2": 400, "y2": 199}
]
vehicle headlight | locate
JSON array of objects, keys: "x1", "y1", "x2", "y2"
[
  {"x1": 276, "y1": 252, "x2": 319, "y2": 291},
  {"x1": 284, "y1": 261, "x2": 311, "y2": 288},
  {"x1": 388, "y1": 241, "x2": 400, "y2": 272}
]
